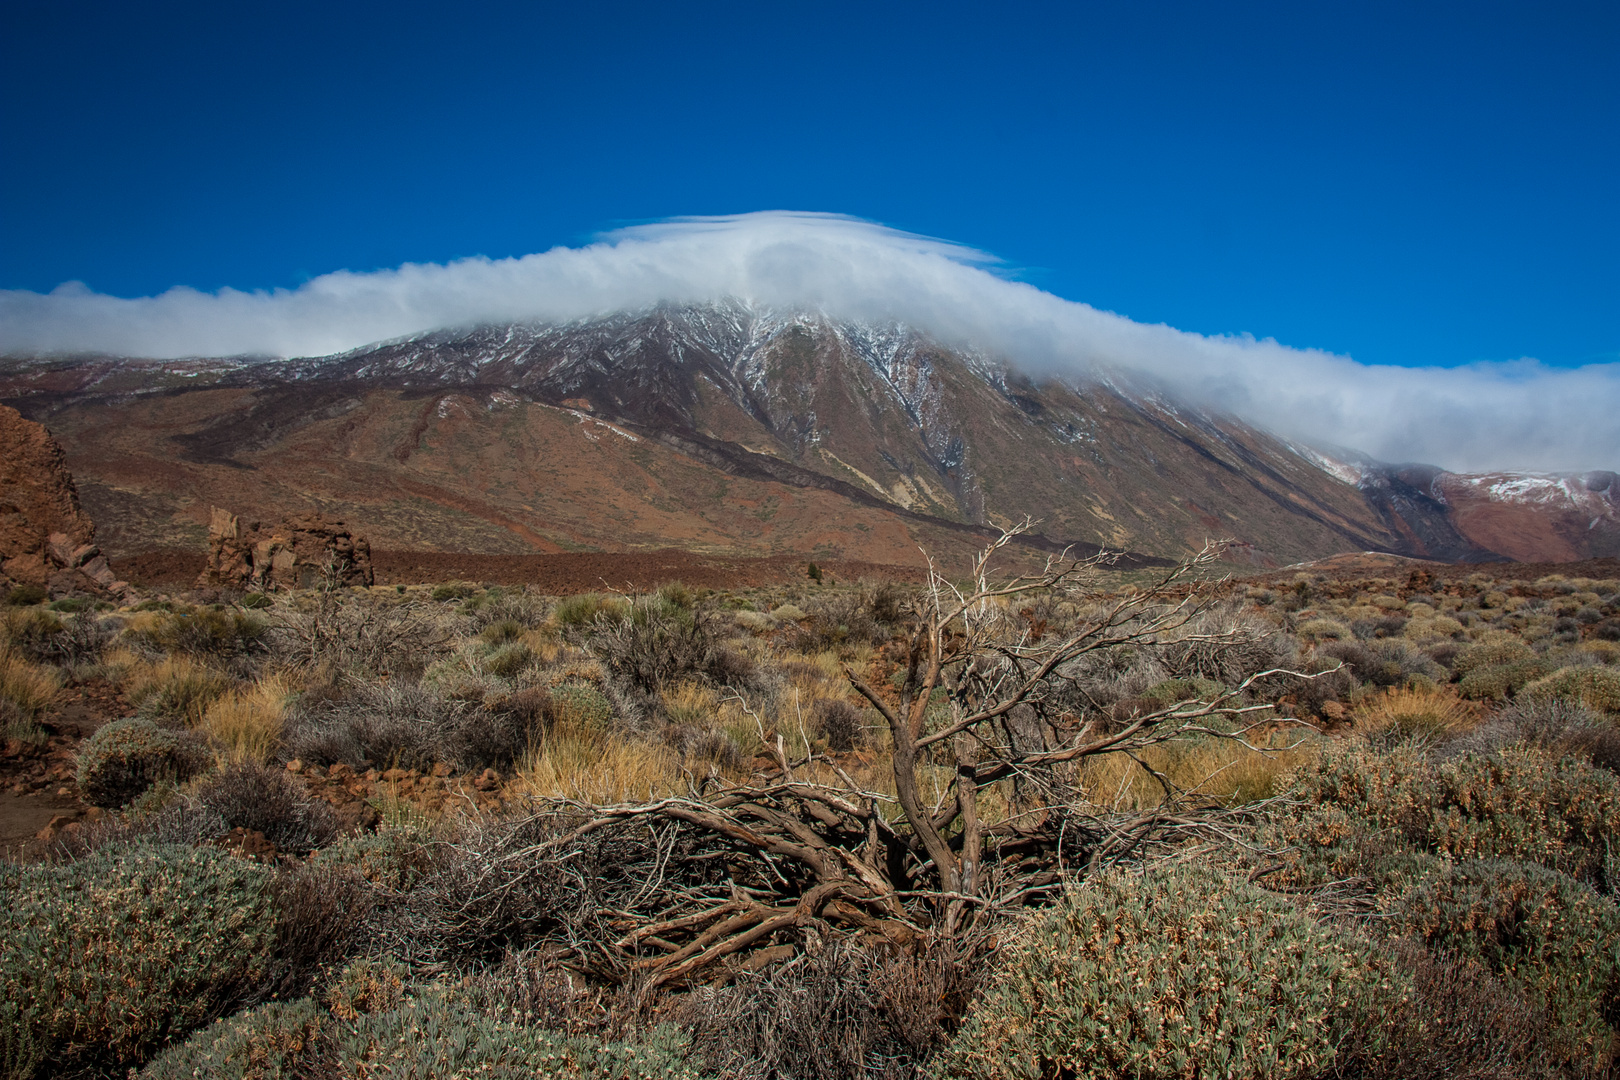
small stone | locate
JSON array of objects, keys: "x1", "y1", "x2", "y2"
[{"x1": 56, "y1": 787, "x2": 71, "y2": 797}]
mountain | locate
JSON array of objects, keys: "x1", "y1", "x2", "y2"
[{"x1": 1, "y1": 301, "x2": 1614, "y2": 567}]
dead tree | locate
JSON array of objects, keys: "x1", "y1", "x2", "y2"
[{"x1": 460, "y1": 527, "x2": 1318, "y2": 985}]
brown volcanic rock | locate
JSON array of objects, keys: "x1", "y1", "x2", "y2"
[
  {"x1": 198, "y1": 508, "x2": 374, "y2": 589},
  {"x1": 0, "y1": 404, "x2": 122, "y2": 594}
]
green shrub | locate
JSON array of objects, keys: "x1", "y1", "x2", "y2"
[
  {"x1": 241, "y1": 592, "x2": 272, "y2": 610},
  {"x1": 76, "y1": 716, "x2": 206, "y2": 808},
  {"x1": 1280, "y1": 742, "x2": 1620, "y2": 886},
  {"x1": 132, "y1": 607, "x2": 267, "y2": 659},
  {"x1": 479, "y1": 618, "x2": 525, "y2": 645},
  {"x1": 430, "y1": 581, "x2": 477, "y2": 602},
  {"x1": 314, "y1": 824, "x2": 434, "y2": 891},
  {"x1": 1458, "y1": 659, "x2": 1553, "y2": 701},
  {"x1": 138, "y1": 998, "x2": 324, "y2": 1079},
  {"x1": 1398, "y1": 860, "x2": 1620, "y2": 1062},
  {"x1": 1521, "y1": 665, "x2": 1620, "y2": 715},
  {"x1": 549, "y1": 682, "x2": 617, "y2": 730},
  {"x1": 128, "y1": 657, "x2": 235, "y2": 726},
  {"x1": 2, "y1": 583, "x2": 47, "y2": 606},
  {"x1": 142, "y1": 981, "x2": 705, "y2": 1080},
  {"x1": 0, "y1": 842, "x2": 275, "y2": 1071},
  {"x1": 554, "y1": 592, "x2": 625, "y2": 628},
  {"x1": 939, "y1": 864, "x2": 1404, "y2": 1080},
  {"x1": 482, "y1": 641, "x2": 535, "y2": 679}
]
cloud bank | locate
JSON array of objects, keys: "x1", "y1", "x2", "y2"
[{"x1": 1, "y1": 211, "x2": 1614, "y2": 473}]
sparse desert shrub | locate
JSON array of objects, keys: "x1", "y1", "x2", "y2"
[
  {"x1": 462, "y1": 587, "x2": 547, "y2": 630},
  {"x1": 267, "y1": 595, "x2": 449, "y2": 678},
  {"x1": 1319, "y1": 637, "x2": 1444, "y2": 689},
  {"x1": 554, "y1": 591, "x2": 627, "y2": 629},
  {"x1": 283, "y1": 680, "x2": 467, "y2": 771},
  {"x1": 138, "y1": 998, "x2": 326, "y2": 1080},
  {"x1": 1297, "y1": 617, "x2": 1353, "y2": 642},
  {"x1": 153, "y1": 983, "x2": 703, "y2": 1080},
  {"x1": 590, "y1": 601, "x2": 754, "y2": 702},
  {"x1": 265, "y1": 863, "x2": 375, "y2": 1000},
  {"x1": 1334, "y1": 942, "x2": 1570, "y2": 1080},
  {"x1": 1397, "y1": 860, "x2": 1620, "y2": 1064},
  {"x1": 680, "y1": 940, "x2": 982, "y2": 1080},
  {"x1": 2, "y1": 607, "x2": 112, "y2": 666},
  {"x1": 130, "y1": 606, "x2": 268, "y2": 659},
  {"x1": 812, "y1": 696, "x2": 863, "y2": 751},
  {"x1": 1521, "y1": 664, "x2": 1620, "y2": 715},
  {"x1": 437, "y1": 694, "x2": 538, "y2": 771},
  {"x1": 0, "y1": 607, "x2": 62, "y2": 663},
  {"x1": 0, "y1": 652, "x2": 59, "y2": 717},
  {"x1": 1, "y1": 582, "x2": 46, "y2": 606},
  {"x1": 1283, "y1": 742, "x2": 1620, "y2": 886},
  {"x1": 314, "y1": 823, "x2": 434, "y2": 891},
  {"x1": 792, "y1": 590, "x2": 895, "y2": 651},
  {"x1": 194, "y1": 761, "x2": 340, "y2": 852},
  {"x1": 940, "y1": 864, "x2": 1402, "y2": 1080},
  {"x1": 127, "y1": 654, "x2": 236, "y2": 726},
  {"x1": 1349, "y1": 685, "x2": 1479, "y2": 745},
  {"x1": 0, "y1": 841, "x2": 276, "y2": 1071},
  {"x1": 430, "y1": 581, "x2": 477, "y2": 602},
  {"x1": 76, "y1": 716, "x2": 207, "y2": 807}
]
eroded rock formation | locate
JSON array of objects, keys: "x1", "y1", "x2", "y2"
[
  {"x1": 198, "y1": 508, "x2": 374, "y2": 590},
  {"x1": 0, "y1": 405, "x2": 125, "y2": 596}
]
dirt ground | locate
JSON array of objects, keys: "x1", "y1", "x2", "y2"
[
  {"x1": 0, "y1": 681, "x2": 124, "y2": 857},
  {"x1": 112, "y1": 548, "x2": 930, "y2": 592}
]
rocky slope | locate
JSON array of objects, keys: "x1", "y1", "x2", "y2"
[
  {"x1": 0, "y1": 404, "x2": 125, "y2": 595},
  {"x1": 1, "y1": 302, "x2": 1613, "y2": 566}
]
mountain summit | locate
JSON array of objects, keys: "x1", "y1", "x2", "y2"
[{"x1": 1, "y1": 301, "x2": 1615, "y2": 566}]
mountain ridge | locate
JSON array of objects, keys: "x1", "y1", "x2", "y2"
[{"x1": 1, "y1": 301, "x2": 1614, "y2": 567}]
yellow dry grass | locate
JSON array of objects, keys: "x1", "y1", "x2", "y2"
[
  {"x1": 517, "y1": 722, "x2": 686, "y2": 804},
  {"x1": 1075, "y1": 732, "x2": 1320, "y2": 810},
  {"x1": 200, "y1": 674, "x2": 294, "y2": 763},
  {"x1": 124, "y1": 654, "x2": 235, "y2": 727},
  {"x1": 1351, "y1": 684, "x2": 1479, "y2": 743},
  {"x1": 0, "y1": 650, "x2": 61, "y2": 716}
]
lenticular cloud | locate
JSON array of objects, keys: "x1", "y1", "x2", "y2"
[{"x1": 1, "y1": 211, "x2": 1615, "y2": 473}]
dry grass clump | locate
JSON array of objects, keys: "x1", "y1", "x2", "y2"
[
  {"x1": 199, "y1": 673, "x2": 294, "y2": 763},
  {"x1": 1076, "y1": 730, "x2": 1318, "y2": 809},
  {"x1": 0, "y1": 650, "x2": 61, "y2": 717},
  {"x1": 518, "y1": 723, "x2": 685, "y2": 804},
  {"x1": 1350, "y1": 685, "x2": 1480, "y2": 744},
  {"x1": 125, "y1": 654, "x2": 235, "y2": 727}
]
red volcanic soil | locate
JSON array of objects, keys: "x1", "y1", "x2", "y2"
[{"x1": 112, "y1": 548, "x2": 929, "y2": 593}]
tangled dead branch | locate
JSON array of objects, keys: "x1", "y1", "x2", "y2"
[{"x1": 402, "y1": 527, "x2": 1325, "y2": 985}]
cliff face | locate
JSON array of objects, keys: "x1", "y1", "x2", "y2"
[{"x1": 0, "y1": 404, "x2": 122, "y2": 595}]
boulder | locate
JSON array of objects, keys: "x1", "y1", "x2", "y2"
[
  {"x1": 0, "y1": 404, "x2": 125, "y2": 597},
  {"x1": 197, "y1": 507, "x2": 374, "y2": 589}
]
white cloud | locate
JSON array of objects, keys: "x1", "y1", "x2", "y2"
[{"x1": 1, "y1": 211, "x2": 1614, "y2": 473}]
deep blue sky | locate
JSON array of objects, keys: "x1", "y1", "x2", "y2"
[{"x1": 2, "y1": 0, "x2": 1615, "y2": 370}]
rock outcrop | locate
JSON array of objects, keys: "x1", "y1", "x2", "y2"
[
  {"x1": 0, "y1": 404, "x2": 125, "y2": 596},
  {"x1": 198, "y1": 508, "x2": 374, "y2": 590}
]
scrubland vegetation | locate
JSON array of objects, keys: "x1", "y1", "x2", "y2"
[{"x1": 1, "y1": 542, "x2": 1618, "y2": 1079}]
